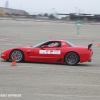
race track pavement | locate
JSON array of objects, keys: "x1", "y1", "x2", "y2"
[{"x1": 0, "y1": 20, "x2": 100, "y2": 100}]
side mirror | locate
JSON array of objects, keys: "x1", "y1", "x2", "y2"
[
  {"x1": 41, "y1": 45, "x2": 46, "y2": 49},
  {"x1": 41, "y1": 45, "x2": 47, "y2": 49}
]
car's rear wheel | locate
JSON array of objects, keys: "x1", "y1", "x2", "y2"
[
  {"x1": 10, "y1": 50, "x2": 24, "y2": 62},
  {"x1": 5, "y1": 59, "x2": 10, "y2": 62},
  {"x1": 65, "y1": 52, "x2": 79, "y2": 66}
]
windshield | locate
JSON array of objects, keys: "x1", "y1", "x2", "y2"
[
  {"x1": 66, "y1": 41, "x2": 75, "y2": 47},
  {"x1": 33, "y1": 41, "x2": 48, "y2": 47}
]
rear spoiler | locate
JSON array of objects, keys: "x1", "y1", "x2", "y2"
[{"x1": 88, "y1": 44, "x2": 93, "y2": 50}]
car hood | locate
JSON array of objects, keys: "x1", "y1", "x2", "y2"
[{"x1": 1, "y1": 46, "x2": 34, "y2": 53}]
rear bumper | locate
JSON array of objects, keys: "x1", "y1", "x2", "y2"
[
  {"x1": 80, "y1": 50, "x2": 93, "y2": 63},
  {"x1": 88, "y1": 51, "x2": 93, "y2": 62}
]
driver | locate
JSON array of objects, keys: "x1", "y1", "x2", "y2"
[
  {"x1": 53, "y1": 42, "x2": 59, "y2": 47},
  {"x1": 48, "y1": 42, "x2": 59, "y2": 47},
  {"x1": 48, "y1": 43, "x2": 54, "y2": 47}
]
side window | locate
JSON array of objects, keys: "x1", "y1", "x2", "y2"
[
  {"x1": 40, "y1": 41, "x2": 53, "y2": 47},
  {"x1": 34, "y1": 41, "x2": 61, "y2": 48},
  {"x1": 47, "y1": 42, "x2": 61, "y2": 48},
  {"x1": 57, "y1": 42, "x2": 61, "y2": 47}
]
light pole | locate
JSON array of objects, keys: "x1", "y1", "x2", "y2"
[
  {"x1": 52, "y1": 8, "x2": 55, "y2": 19},
  {"x1": 52, "y1": 8, "x2": 55, "y2": 15},
  {"x1": 75, "y1": 7, "x2": 77, "y2": 14},
  {"x1": 82, "y1": 10, "x2": 84, "y2": 14},
  {"x1": 78, "y1": 9, "x2": 80, "y2": 19}
]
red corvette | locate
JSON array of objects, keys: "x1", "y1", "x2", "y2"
[{"x1": 0, "y1": 40, "x2": 93, "y2": 66}]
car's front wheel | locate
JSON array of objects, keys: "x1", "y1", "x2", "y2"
[
  {"x1": 65, "y1": 52, "x2": 79, "y2": 66},
  {"x1": 10, "y1": 50, "x2": 24, "y2": 62}
]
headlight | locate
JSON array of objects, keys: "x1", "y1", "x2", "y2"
[{"x1": 1, "y1": 53, "x2": 6, "y2": 56}]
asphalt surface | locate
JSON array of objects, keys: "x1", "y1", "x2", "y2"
[{"x1": 0, "y1": 20, "x2": 100, "y2": 100}]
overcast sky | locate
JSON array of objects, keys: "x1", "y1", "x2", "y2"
[{"x1": 0, "y1": 0, "x2": 100, "y2": 14}]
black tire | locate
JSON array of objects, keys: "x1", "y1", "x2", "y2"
[
  {"x1": 10, "y1": 50, "x2": 24, "y2": 62},
  {"x1": 65, "y1": 52, "x2": 79, "y2": 66},
  {"x1": 5, "y1": 59, "x2": 10, "y2": 62}
]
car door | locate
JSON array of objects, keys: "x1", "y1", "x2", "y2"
[{"x1": 33, "y1": 42, "x2": 62, "y2": 62}]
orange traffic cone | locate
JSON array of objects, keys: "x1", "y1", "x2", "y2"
[
  {"x1": 6, "y1": 38, "x2": 9, "y2": 42},
  {"x1": 91, "y1": 39, "x2": 94, "y2": 42},
  {"x1": 49, "y1": 35, "x2": 52, "y2": 39},
  {"x1": 11, "y1": 57, "x2": 17, "y2": 66},
  {"x1": 98, "y1": 43, "x2": 100, "y2": 47},
  {"x1": 83, "y1": 37, "x2": 86, "y2": 40},
  {"x1": 14, "y1": 36, "x2": 16, "y2": 38},
  {"x1": 18, "y1": 34, "x2": 20, "y2": 36}
]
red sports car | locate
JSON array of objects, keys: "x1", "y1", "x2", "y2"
[{"x1": 0, "y1": 40, "x2": 93, "y2": 66}]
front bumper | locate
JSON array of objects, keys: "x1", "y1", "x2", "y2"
[{"x1": 1, "y1": 53, "x2": 8, "y2": 59}]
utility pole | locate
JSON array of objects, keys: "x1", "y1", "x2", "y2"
[
  {"x1": 78, "y1": 9, "x2": 80, "y2": 20},
  {"x1": 5, "y1": 0, "x2": 9, "y2": 8},
  {"x1": 52, "y1": 8, "x2": 55, "y2": 16},
  {"x1": 75, "y1": 7, "x2": 77, "y2": 14}
]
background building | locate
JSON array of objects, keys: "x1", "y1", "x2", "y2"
[
  {"x1": 0, "y1": 7, "x2": 29, "y2": 17},
  {"x1": 57, "y1": 13, "x2": 100, "y2": 22}
]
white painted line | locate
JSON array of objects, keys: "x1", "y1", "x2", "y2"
[
  {"x1": 18, "y1": 66, "x2": 50, "y2": 68},
  {"x1": 0, "y1": 38, "x2": 8, "y2": 41},
  {"x1": 5, "y1": 43, "x2": 13, "y2": 45},
  {"x1": 76, "y1": 35, "x2": 80, "y2": 37},
  {"x1": 67, "y1": 68, "x2": 99, "y2": 73},
  {"x1": 0, "y1": 64, "x2": 50, "y2": 68},
  {"x1": 4, "y1": 43, "x2": 22, "y2": 45},
  {"x1": 0, "y1": 64, "x2": 9, "y2": 67},
  {"x1": 0, "y1": 28, "x2": 10, "y2": 32},
  {"x1": 57, "y1": 75, "x2": 99, "y2": 78},
  {"x1": 33, "y1": 93, "x2": 100, "y2": 98},
  {"x1": 50, "y1": 83, "x2": 100, "y2": 87},
  {"x1": 48, "y1": 66, "x2": 100, "y2": 73},
  {"x1": 0, "y1": 64, "x2": 100, "y2": 72},
  {"x1": 17, "y1": 66, "x2": 33, "y2": 68},
  {"x1": 14, "y1": 44, "x2": 22, "y2": 45},
  {"x1": 0, "y1": 64, "x2": 31, "y2": 67}
]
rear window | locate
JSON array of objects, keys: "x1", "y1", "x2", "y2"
[{"x1": 66, "y1": 41, "x2": 75, "y2": 47}]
